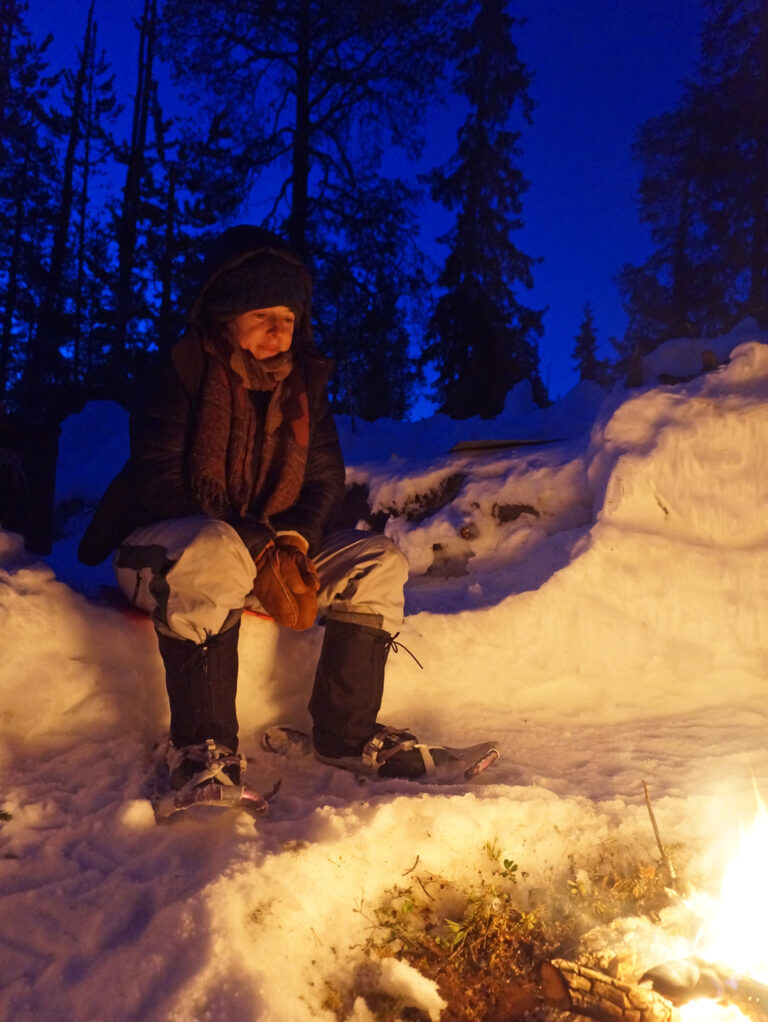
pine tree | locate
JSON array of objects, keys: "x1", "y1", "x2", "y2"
[
  {"x1": 28, "y1": 0, "x2": 97, "y2": 403},
  {"x1": 17, "y1": 1, "x2": 122, "y2": 414},
  {"x1": 97, "y1": 0, "x2": 241, "y2": 392},
  {"x1": 0, "y1": 0, "x2": 59, "y2": 403},
  {"x1": 423, "y1": 0, "x2": 545, "y2": 420},
  {"x1": 158, "y1": 0, "x2": 452, "y2": 417}
]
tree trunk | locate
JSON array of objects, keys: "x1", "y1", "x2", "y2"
[
  {"x1": 73, "y1": 16, "x2": 95, "y2": 389},
  {"x1": 28, "y1": 0, "x2": 94, "y2": 395},
  {"x1": 0, "y1": 171, "x2": 25, "y2": 395},
  {"x1": 157, "y1": 163, "x2": 177, "y2": 352},
  {"x1": 288, "y1": 0, "x2": 311, "y2": 259},
  {"x1": 670, "y1": 176, "x2": 693, "y2": 338},
  {"x1": 114, "y1": 0, "x2": 155, "y2": 353}
]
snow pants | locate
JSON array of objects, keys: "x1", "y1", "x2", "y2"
[
  {"x1": 113, "y1": 516, "x2": 409, "y2": 642},
  {"x1": 114, "y1": 517, "x2": 409, "y2": 751}
]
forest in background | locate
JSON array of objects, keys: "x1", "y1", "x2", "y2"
[{"x1": 1, "y1": 0, "x2": 768, "y2": 550}]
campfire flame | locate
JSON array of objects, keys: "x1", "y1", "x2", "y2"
[
  {"x1": 679, "y1": 1003, "x2": 751, "y2": 1021},
  {"x1": 703, "y1": 795, "x2": 768, "y2": 982},
  {"x1": 677, "y1": 793, "x2": 768, "y2": 1021}
]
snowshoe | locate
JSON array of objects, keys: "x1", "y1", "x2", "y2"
[
  {"x1": 262, "y1": 724, "x2": 500, "y2": 784},
  {"x1": 152, "y1": 738, "x2": 274, "y2": 821}
]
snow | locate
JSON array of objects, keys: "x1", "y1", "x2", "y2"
[{"x1": 2, "y1": 319, "x2": 768, "y2": 1021}]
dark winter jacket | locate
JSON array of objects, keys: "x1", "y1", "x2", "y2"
[{"x1": 78, "y1": 229, "x2": 346, "y2": 566}]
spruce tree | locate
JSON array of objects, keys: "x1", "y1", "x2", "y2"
[
  {"x1": 571, "y1": 304, "x2": 609, "y2": 386},
  {"x1": 618, "y1": 98, "x2": 733, "y2": 353},
  {"x1": 311, "y1": 179, "x2": 424, "y2": 419},
  {"x1": 423, "y1": 0, "x2": 545, "y2": 420},
  {"x1": 620, "y1": 0, "x2": 768, "y2": 349},
  {"x1": 700, "y1": 0, "x2": 768, "y2": 323}
]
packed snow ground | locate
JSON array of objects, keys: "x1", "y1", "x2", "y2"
[{"x1": 2, "y1": 319, "x2": 768, "y2": 1021}]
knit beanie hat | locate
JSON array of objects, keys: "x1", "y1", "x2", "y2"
[{"x1": 203, "y1": 251, "x2": 310, "y2": 323}]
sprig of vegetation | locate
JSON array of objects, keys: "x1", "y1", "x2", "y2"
[
  {"x1": 328, "y1": 836, "x2": 691, "y2": 1022},
  {"x1": 563, "y1": 837, "x2": 688, "y2": 922}
]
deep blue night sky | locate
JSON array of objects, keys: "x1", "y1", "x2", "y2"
[{"x1": 28, "y1": 0, "x2": 704, "y2": 402}]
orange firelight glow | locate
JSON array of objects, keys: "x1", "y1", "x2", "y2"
[
  {"x1": 677, "y1": 793, "x2": 768, "y2": 1021},
  {"x1": 700, "y1": 794, "x2": 768, "y2": 981}
]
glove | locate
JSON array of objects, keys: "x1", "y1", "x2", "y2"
[
  {"x1": 252, "y1": 535, "x2": 320, "y2": 631},
  {"x1": 274, "y1": 532, "x2": 320, "y2": 589}
]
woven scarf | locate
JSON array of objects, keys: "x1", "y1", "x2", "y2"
[{"x1": 189, "y1": 332, "x2": 310, "y2": 522}]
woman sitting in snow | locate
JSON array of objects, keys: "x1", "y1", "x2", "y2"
[{"x1": 78, "y1": 226, "x2": 497, "y2": 806}]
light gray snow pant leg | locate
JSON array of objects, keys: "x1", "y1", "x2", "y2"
[
  {"x1": 311, "y1": 529, "x2": 409, "y2": 635},
  {"x1": 117, "y1": 521, "x2": 408, "y2": 640},
  {"x1": 244, "y1": 529, "x2": 409, "y2": 634},
  {"x1": 114, "y1": 516, "x2": 257, "y2": 643}
]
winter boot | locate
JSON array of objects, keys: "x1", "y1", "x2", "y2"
[
  {"x1": 156, "y1": 622, "x2": 241, "y2": 789},
  {"x1": 308, "y1": 620, "x2": 499, "y2": 782},
  {"x1": 309, "y1": 619, "x2": 389, "y2": 758}
]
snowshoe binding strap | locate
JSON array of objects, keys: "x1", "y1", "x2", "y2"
[
  {"x1": 168, "y1": 738, "x2": 247, "y2": 801},
  {"x1": 360, "y1": 728, "x2": 501, "y2": 782},
  {"x1": 361, "y1": 726, "x2": 435, "y2": 774}
]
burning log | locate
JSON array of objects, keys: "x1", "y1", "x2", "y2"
[
  {"x1": 540, "y1": 958, "x2": 677, "y2": 1021},
  {"x1": 642, "y1": 957, "x2": 768, "y2": 1020}
]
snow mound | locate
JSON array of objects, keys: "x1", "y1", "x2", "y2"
[
  {"x1": 589, "y1": 341, "x2": 768, "y2": 548},
  {"x1": 642, "y1": 316, "x2": 764, "y2": 382}
]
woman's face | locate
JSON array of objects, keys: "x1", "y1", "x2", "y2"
[{"x1": 228, "y1": 306, "x2": 295, "y2": 359}]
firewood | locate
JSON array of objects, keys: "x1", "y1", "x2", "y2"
[
  {"x1": 642, "y1": 957, "x2": 768, "y2": 1020},
  {"x1": 540, "y1": 958, "x2": 678, "y2": 1021}
]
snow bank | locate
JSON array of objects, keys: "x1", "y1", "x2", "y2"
[{"x1": 590, "y1": 340, "x2": 768, "y2": 547}]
